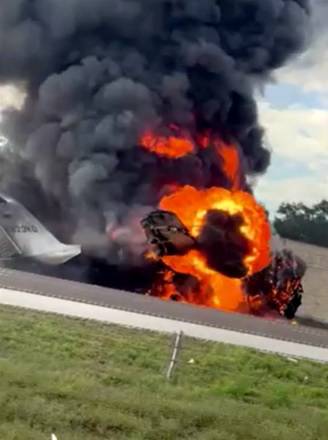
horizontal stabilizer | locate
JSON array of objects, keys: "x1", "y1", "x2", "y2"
[{"x1": 0, "y1": 194, "x2": 81, "y2": 265}]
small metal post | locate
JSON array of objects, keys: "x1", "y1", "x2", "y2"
[{"x1": 166, "y1": 331, "x2": 183, "y2": 380}]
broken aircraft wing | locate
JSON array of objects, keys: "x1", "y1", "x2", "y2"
[{"x1": 0, "y1": 193, "x2": 81, "y2": 265}]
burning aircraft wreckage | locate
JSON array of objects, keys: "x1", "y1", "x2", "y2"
[
  {"x1": 141, "y1": 164, "x2": 305, "y2": 320},
  {"x1": 0, "y1": 0, "x2": 311, "y2": 320}
]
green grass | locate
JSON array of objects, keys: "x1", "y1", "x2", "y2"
[{"x1": 0, "y1": 306, "x2": 327, "y2": 439}]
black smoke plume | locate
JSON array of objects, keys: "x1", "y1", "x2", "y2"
[
  {"x1": 0, "y1": 0, "x2": 310, "y2": 265},
  {"x1": 198, "y1": 210, "x2": 250, "y2": 278}
]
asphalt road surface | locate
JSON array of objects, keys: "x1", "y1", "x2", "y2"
[{"x1": 1, "y1": 266, "x2": 328, "y2": 352}]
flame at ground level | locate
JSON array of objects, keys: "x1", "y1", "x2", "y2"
[
  {"x1": 151, "y1": 186, "x2": 271, "y2": 312},
  {"x1": 161, "y1": 253, "x2": 246, "y2": 312}
]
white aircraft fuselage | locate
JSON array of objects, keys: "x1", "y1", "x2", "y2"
[{"x1": 0, "y1": 194, "x2": 81, "y2": 265}]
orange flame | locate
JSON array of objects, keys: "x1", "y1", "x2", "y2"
[
  {"x1": 140, "y1": 127, "x2": 194, "y2": 158},
  {"x1": 152, "y1": 185, "x2": 271, "y2": 312},
  {"x1": 160, "y1": 186, "x2": 271, "y2": 274},
  {"x1": 161, "y1": 251, "x2": 245, "y2": 311},
  {"x1": 140, "y1": 126, "x2": 242, "y2": 193},
  {"x1": 140, "y1": 127, "x2": 272, "y2": 313},
  {"x1": 216, "y1": 140, "x2": 241, "y2": 191},
  {"x1": 197, "y1": 133, "x2": 242, "y2": 190}
]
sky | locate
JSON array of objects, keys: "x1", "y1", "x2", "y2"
[
  {"x1": 255, "y1": 0, "x2": 328, "y2": 213},
  {"x1": 0, "y1": 1, "x2": 326, "y2": 216}
]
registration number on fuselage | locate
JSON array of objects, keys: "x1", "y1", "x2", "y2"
[{"x1": 8, "y1": 224, "x2": 39, "y2": 233}]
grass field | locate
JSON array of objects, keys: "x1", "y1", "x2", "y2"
[{"x1": 0, "y1": 306, "x2": 328, "y2": 440}]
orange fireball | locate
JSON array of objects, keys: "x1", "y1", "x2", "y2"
[
  {"x1": 153, "y1": 185, "x2": 271, "y2": 312},
  {"x1": 139, "y1": 126, "x2": 272, "y2": 313},
  {"x1": 160, "y1": 186, "x2": 271, "y2": 274}
]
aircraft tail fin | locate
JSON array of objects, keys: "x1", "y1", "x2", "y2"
[{"x1": 0, "y1": 193, "x2": 81, "y2": 265}]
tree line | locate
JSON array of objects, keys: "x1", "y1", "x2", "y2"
[{"x1": 273, "y1": 200, "x2": 328, "y2": 248}]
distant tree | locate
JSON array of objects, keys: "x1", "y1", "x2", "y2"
[{"x1": 274, "y1": 200, "x2": 328, "y2": 248}]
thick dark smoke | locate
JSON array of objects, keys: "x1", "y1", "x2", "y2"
[
  {"x1": 198, "y1": 210, "x2": 250, "y2": 278},
  {"x1": 0, "y1": 0, "x2": 310, "y2": 264}
]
